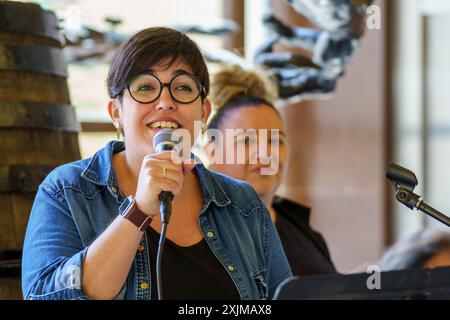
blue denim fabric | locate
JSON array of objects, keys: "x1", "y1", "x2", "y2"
[{"x1": 22, "y1": 141, "x2": 292, "y2": 300}]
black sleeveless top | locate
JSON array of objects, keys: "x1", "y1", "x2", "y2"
[{"x1": 146, "y1": 227, "x2": 240, "y2": 300}]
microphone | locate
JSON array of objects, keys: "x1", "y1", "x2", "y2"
[
  {"x1": 153, "y1": 128, "x2": 180, "y2": 153},
  {"x1": 152, "y1": 128, "x2": 181, "y2": 224}
]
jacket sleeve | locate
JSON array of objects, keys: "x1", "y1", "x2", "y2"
[
  {"x1": 262, "y1": 202, "x2": 293, "y2": 299},
  {"x1": 22, "y1": 183, "x2": 91, "y2": 300}
]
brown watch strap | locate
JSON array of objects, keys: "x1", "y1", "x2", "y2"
[{"x1": 123, "y1": 201, "x2": 153, "y2": 231}]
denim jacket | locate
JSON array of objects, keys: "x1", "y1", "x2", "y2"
[{"x1": 22, "y1": 141, "x2": 292, "y2": 300}]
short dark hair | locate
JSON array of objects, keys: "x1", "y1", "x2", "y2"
[{"x1": 107, "y1": 27, "x2": 209, "y2": 100}]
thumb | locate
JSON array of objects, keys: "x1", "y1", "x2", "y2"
[{"x1": 182, "y1": 159, "x2": 196, "y2": 175}]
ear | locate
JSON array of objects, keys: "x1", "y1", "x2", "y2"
[
  {"x1": 201, "y1": 98, "x2": 212, "y2": 123},
  {"x1": 107, "y1": 99, "x2": 122, "y2": 127}
]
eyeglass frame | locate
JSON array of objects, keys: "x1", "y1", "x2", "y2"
[{"x1": 125, "y1": 71, "x2": 206, "y2": 105}]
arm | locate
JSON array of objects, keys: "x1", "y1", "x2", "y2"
[
  {"x1": 22, "y1": 183, "x2": 146, "y2": 300},
  {"x1": 22, "y1": 184, "x2": 90, "y2": 300},
  {"x1": 81, "y1": 215, "x2": 144, "y2": 300},
  {"x1": 23, "y1": 151, "x2": 192, "y2": 300}
]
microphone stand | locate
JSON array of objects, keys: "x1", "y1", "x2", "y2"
[
  {"x1": 386, "y1": 162, "x2": 450, "y2": 228},
  {"x1": 395, "y1": 188, "x2": 450, "y2": 228}
]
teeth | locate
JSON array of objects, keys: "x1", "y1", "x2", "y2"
[{"x1": 149, "y1": 121, "x2": 179, "y2": 129}]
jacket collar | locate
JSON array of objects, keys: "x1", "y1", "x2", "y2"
[
  {"x1": 194, "y1": 156, "x2": 231, "y2": 208},
  {"x1": 81, "y1": 141, "x2": 122, "y2": 186}
]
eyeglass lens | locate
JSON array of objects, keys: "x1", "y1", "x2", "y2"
[{"x1": 128, "y1": 73, "x2": 201, "y2": 104}]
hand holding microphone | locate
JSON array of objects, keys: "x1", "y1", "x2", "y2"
[{"x1": 134, "y1": 129, "x2": 195, "y2": 220}]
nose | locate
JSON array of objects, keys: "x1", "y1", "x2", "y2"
[{"x1": 155, "y1": 86, "x2": 176, "y2": 111}]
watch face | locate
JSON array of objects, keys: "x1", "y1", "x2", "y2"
[{"x1": 119, "y1": 196, "x2": 133, "y2": 215}]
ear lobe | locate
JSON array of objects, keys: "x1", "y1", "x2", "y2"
[{"x1": 107, "y1": 99, "x2": 122, "y2": 124}]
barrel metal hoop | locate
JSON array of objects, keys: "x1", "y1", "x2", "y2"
[
  {"x1": 0, "y1": 101, "x2": 81, "y2": 132},
  {"x1": 0, "y1": 250, "x2": 21, "y2": 279},
  {"x1": 0, "y1": 2, "x2": 61, "y2": 43},
  {"x1": 0, "y1": 44, "x2": 67, "y2": 77},
  {"x1": 0, "y1": 260, "x2": 21, "y2": 278}
]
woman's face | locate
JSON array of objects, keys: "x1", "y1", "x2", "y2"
[
  {"x1": 207, "y1": 104, "x2": 288, "y2": 198},
  {"x1": 111, "y1": 58, "x2": 211, "y2": 159}
]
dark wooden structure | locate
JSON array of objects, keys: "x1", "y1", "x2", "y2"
[{"x1": 0, "y1": 1, "x2": 81, "y2": 299}]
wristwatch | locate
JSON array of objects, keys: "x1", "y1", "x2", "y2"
[{"x1": 119, "y1": 195, "x2": 153, "y2": 231}]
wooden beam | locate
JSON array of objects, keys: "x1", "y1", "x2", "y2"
[
  {"x1": 223, "y1": 0, "x2": 245, "y2": 54},
  {"x1": 80, "y1": 121, "x2": 115, "y2": 132}
]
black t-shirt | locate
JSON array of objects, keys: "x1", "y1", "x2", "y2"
[
  {"x1": 273, "y1": 196, "x2": 337, "y2": 276},
  {"x1": 146, "y1": 227, "x2": 240, "y2": 300}
]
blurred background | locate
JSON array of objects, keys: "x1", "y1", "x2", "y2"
[{"x1": 3, "y1": 0, "x2": 450, "y2": 275}]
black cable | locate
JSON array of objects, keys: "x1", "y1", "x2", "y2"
[
  {"x1": 152, "y1": 129, "x2": 177, "y2": 300},
  {"x1": 156, "y1": 192, "x2": 174, "y2": 300},
  {"x1": 156, "y1": 221, "x2": 168, "y2": 300}
]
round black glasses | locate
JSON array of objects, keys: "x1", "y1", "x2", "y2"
[{"x1": 127, "y1": 73, "x2": 204, "y2": 104}]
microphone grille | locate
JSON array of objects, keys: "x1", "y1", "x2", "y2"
[{"x1": 152, "y1": 128, "x2": 182, "y2": 151}]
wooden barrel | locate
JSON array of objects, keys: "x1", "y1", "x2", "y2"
[
  {"x1": 0, "y1": 1, "x2": 81, "y2": 299},
  {"x1": 0, "y1": 251, "x2": 21, "y2": 300}
]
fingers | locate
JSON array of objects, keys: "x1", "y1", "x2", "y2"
[
  {"x1": 141, "y1": 152, "x2": 184, "y2": 195},
  {"x1": 141, "y1": 151, "x2": 197, "y2": 196},
  {"x1": 139, "y1": 166, "x2": 182, "y2": 196},
  {"x1": 135, "y1": 151, "x2": 189, "y2": 215},
  {"x1": 146, "y1": 150, "x2": 182, "y2": 162},
  {"x1": 144, "y1": 162, "x2": 182, "y2": 183},
  {"x1": 144, "y1": 157, "x2": 182, "y2": 174},
  {"x1": 144, "y1": 150, "x2": 196, "y2": 175},
  {"x1": 151, "y1": 165, "x2": 181, "y2": 182},
  {"x1": 150, "y1": 177, "x2": 182, "y2": 196},
  {"x1": 144, "y1": 151, "x2": 183, "y2": 171}
]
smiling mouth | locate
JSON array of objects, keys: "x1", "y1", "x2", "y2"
[{"x1": 147, "y1": 121, "x2": 181, "y2": 129}]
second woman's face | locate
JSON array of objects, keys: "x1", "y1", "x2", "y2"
[
  {"x1": 208, "y1": 105, "x2": 288, "y2": 198},
  {"x1": 118, "y1": 59, "x2": 210, "y2": 158}
]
